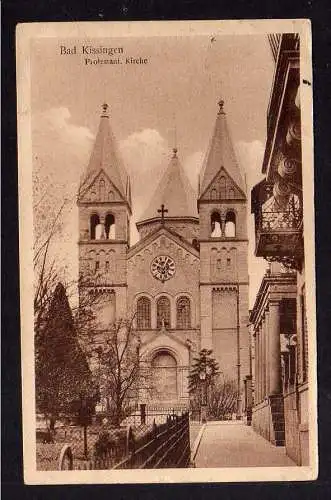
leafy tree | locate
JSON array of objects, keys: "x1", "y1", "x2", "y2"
[{"x1": 35, "y1": 282, "x2": 98, "y2": 430}]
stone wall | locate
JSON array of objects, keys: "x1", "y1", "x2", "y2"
[{"x1": 252, "y1": 399, "x2": 271, "y2": 441}]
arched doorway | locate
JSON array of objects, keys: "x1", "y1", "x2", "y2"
[{"x1": 151, "y1": 351, "x2": 178, "y2": 400}]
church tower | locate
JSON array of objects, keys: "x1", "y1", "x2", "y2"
[
  {"x1": 198, "y1": 100, "x2": 250, "y2": 414},
  {"x1": 77, "y1": 104, "x2": 132, "y2": 327}
]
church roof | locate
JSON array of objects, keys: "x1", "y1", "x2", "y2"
[
  {"x1": 80, "y1": 104, "x2": 129, "y2": 201},
  {"x1": 199, "y1": 100, "x2": 246, "y2": 197},
  {"x1": 139, "y1": 148, "x2": 198, "y2": 223}
]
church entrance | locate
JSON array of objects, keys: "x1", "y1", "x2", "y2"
[{"x1": 151, "y1": 351, "x2": 178, "y2": 400}]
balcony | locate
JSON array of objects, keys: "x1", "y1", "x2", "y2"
[{"x1": 252, "y1": 181, "x2": 303, "y2": 268}]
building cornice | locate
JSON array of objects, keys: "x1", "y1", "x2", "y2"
[{"x1": 249, "y1": 271, "x2": 297, "y2": 324}]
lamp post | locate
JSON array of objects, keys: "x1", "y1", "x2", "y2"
[
  {"x1": 199, "y1": 368, "x2": 207, "y2": 423},
  {"x1": 199, "y1": 363, "x2": 211, "y2": 423}
]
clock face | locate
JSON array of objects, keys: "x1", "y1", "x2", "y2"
[{"x1": 151, "y1": 255, "x2": 176, "y2": 282}]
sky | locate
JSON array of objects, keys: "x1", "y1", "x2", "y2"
[{"x1": 31, "y1": 34, "x2": 275, "y2": 308}]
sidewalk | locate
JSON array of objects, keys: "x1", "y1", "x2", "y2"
[{"x1": 192, "y1": 421, "x2": 296, "y2": 468}]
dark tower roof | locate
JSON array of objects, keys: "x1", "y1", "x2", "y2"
[
  {"x1": 79, "y1": 103, "x2": 129, "y2": 202},
  {"x1": 138, "y1": 147, "x2": 198, "y2": 223},
  {"x1": 199, "y1": 99, "x2": 245, "y2": 197}
]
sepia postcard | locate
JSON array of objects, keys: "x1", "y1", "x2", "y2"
[{"x1": 16, "y1": 20, "x2": 317, "y2": 484}]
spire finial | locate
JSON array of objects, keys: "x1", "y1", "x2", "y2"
[
  {"x1": 218, "y1": 99, "x2": 225, "y2": 114},
  {"x1": 172, "y1": 147, "x2": 178, "y2": 158},
  {"x1": 101, "y1": 103, "x2": 109, "y2": 117}
]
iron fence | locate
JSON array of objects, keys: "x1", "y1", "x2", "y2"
[{"x1": 55, "y1": 411, "x2": 190, "y2": 470}]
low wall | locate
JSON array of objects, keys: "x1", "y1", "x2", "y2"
[
  {"x1": 283, "y1": 382, "x2": 309, "y2": 465},
  {"x1": 283, "y1": 389, "x2": 300, "y2": 464},
  {"x1": 299, "y1": 382, "x2": 309, "y2": 465},
  {"x1": 252, "y1": 399, "x2": 271, "y2": 442}
]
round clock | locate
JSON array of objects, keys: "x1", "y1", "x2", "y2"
[{"x1": 151, "y1": 255, "x2": 176, "y2": 282}]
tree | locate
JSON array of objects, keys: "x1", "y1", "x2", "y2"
[
  {"x1": 35, "y1": 282, "x2": 98, "y2": 430},
  {"x1": 188, "y1": 349, "x2": 219, "y2": 419},
  {"x1": 93, "y1": 316, "x2": 146, "y2": 427},
  {"x1": 188, "y1": 348, "x2": 220, "y2": 393}
]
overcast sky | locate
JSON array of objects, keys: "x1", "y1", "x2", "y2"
[{"x1": 31, "y1": 34, "x2": 275, "y2": 307}]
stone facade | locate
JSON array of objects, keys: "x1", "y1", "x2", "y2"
[{"x1": 77, "y1": 101, "x2": 250, "y2": 412}]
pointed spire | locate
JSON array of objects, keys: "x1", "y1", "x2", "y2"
[
  {"x1": 199, "y1": 99, "x2": 245, "y2": 196},
  {"x1": 81, "y1": 103, "x2": 129, "y2": 201},
  {"x1": 139, "y1": 147, "x2": 197, "y2": 222}
]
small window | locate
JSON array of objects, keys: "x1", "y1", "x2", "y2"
[
  {"x1": 227, "y1": 257, "x2": 231, "y2": 267},
  {"x1": 99, "y1": 178, "x2": 106, "y2": 200},
  {"x1": 192, "y1": 238, "x2": 200, "y2": 251},
  {"x1": 225, "y1": 211, "x2": 236, "y2": 237},
  {"x1": 211, "y1": 188, "x2": 217, "y2": 200},
  {"x1": 105, "y1": 213, "x2": 115, "y2": 239},
  {"x1": 95, "y1": 261, "x2": 100, "y2": 272},
  {"x1": 105, "y1": 261, "x2": 109, "y2": 272},
  {"x1": 90, "y1": 214, "x2": 100, "y2": 240},
  {"x1": 211, "y1": 212, "x2": 222, "y2": 237},
  {"x1": 219, "y1": 176, "x2": 226, "y2": 199}
]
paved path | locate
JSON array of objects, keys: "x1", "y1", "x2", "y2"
[
  {"x1": 193, "y1": 421, "x2": 296, "y2": 468},
  {"x1": 190, "y1": 422, "x2": 202, "y2": 449}
]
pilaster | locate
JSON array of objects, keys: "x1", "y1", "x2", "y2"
[{"x1": 269, "y1": 299, "x2": 282, "y2": 395}]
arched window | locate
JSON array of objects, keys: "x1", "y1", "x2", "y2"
[
  {"x1": 157, "y1": 296, "x2": 171, "y2": 329},
  {"x1": 211, "y1": 211, "x2": 222, "y2": 237},
  {"x1": 105, "y1": 213, "x2": 115, "y2": 239},
  {"x1": 90, "y1": 214, "x2": 100, "y2": 240},
  {"x1": 176, "y1": 297, "x2": 191, "y2": 329},
  {"x1": 151, "y1": 351, "x2": 177, "y2": 399},
  {"x1": 225, "y1": 211, "x2": 236, "y2": 237},
  {"x1": 137, "y1": 297, "x2": 151, "y2": 329},
  {"x1": 219, "y1": 176, "x2": 226, "y2": 199},
  {"x1": 99, "y1": 178, "x2": 106, "y2": 200},
  {"x1": 228, "y1": 188, "x2": 235, "y2": 199}
]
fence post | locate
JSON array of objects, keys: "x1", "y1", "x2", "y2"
[
  {"x1": 126, "y1": 425, "x2": 135, "y2": 467},
  {"x1": 140, "y1": 403, "x2": 146, "y2": 425}
]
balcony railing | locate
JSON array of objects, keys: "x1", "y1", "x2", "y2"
[
  {"x1": 254, "y1": 204, "x2": 303, "y2": 268},
  {"x1": 259, "y1": 208, "x2": 301, "y2": 232}
]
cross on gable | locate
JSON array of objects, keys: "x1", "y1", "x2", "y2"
[{"x1": 157, "y1": 204, "x2": 168, "y2": 224}]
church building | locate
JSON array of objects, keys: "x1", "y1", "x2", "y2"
[{"x1": 77, "y1": 100, "x2": 250, "y2": 413}]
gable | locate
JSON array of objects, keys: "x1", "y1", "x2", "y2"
[
  {"x1": 79, "y1": 170, "x2": 124, "y2": 203},
  {"x1": 128, "y1": 227, "x2": 199, "y2": 261},
  {"x1": 199, "y1": 167, "x2": 246, "y2": 202},
  {"x1": 127, "y1": 231, "x2": 200, "y2": 294}
]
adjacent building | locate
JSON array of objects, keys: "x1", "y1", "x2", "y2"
[{"x1": 251, "y1": 33, "x2": 309, "y2": 464}]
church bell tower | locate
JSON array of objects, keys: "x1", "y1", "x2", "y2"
[
  {"x1": 77, "y1": 104, "x2": 132, "y2": 326},
  {"x1": 198, "y1": 100, "x2": 250, "y2": 415}
]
